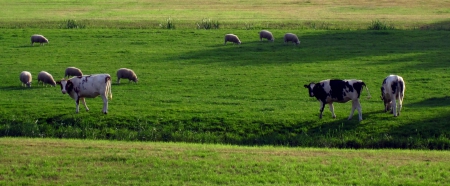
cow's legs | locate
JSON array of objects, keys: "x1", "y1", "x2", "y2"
[
  {"x1": 80, "y1": 97, "x2": 89, "y2": 111},
  {"x1": 398, "y1": 95, "x2": 403, "y2": 116},
  {"x1": 101, "y1": 95, "x2": 108, "y2": 114},
  {"x1": 328, "y1": 103, "x2": 336, "y2": 118},
  {"x1": 117, "y1": 78, "x2": 120, "y2": 84},
  {"x1": 319, "y1": 101, "x2": 326, "y2": 119},
  {"x1": 356, "y1": 100, "x2": 363, "y2": 121},
  {"x1": 392, "y1": 96, "x2": 398, "y2": 117},
  {"x1": 75, "y1": 97, "x2": 80, "y2": 113},
  {"x1": 348, "y1": 99, "x2": 362, "y2": 121}
]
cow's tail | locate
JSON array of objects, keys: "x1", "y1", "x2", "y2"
[
  {"x1": 106, "y1": 76, "x2": 112, "y2": 100},
  {"x1": 362, "y1": 82, "x2": 371, "y2": 99}
]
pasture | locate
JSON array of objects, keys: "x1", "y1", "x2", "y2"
[
  {"x1": 1, "y1": 138, "x2": 450, "y2": 185},
  {"x1": 0, "y1": 0, "x2": 449, "y2": 150}
]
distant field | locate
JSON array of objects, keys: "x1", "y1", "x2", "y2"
[
  {"x1": 1, "y1": 138, "x2": 450, "y2": 185},
  {"x1": 1, "y1": 0, "x2": 449, "y2": 29}
]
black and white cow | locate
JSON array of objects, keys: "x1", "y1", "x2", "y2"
[
  {"x1": 304, "y1": 79, "x2": 371, "y2": 121},
  {"x1": 381, "y1": 75, "x2": 405, "y2": 117},
  {"x1": 57, "y1": 74, "x2": 112, "y2": 114}
]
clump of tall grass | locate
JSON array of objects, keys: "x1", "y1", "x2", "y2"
[
  {"x1": 244, "y1": 22, "x2": 254, "y2": 30},
  {"x1": 368, "y1": 19, "x2": 395, "y2": 30},
  {"x1": 59, "y1": 19, "x2": 86, "y2": 29},
  {"x1": 160, "y1": 17, "x2": 175, "y2": 29},
  {"x1": 197, "y1": 18, "x2": 220, "y2": 29}
]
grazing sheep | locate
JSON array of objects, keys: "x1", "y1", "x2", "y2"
[
  {"x1": 20, "y1": 71, "x2": 32, "y2": 87},
  {"x1": 116, "y1": 68, "x2": 138, "y2": 84},
  {"x1": 37, "y1": 71, "x2": 56, "y2": 87},
  {"x1": 31, "y1": 34, "x2": 49, "y2": 46},
  {"x1": 224, "y1": 34, "x2": 241, "y2": 45},
  {"x1": 64, "y1": 67, "x2": 83, "y2": 78},
  {"x1": 284, "y1": 33, "x2": 300, "y2": 45},
  {"x1": 259, "y1": 30, "x2": 274, "y2": 42}
]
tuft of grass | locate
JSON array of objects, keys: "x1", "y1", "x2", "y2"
[
  {"x1": 197, "y1": 18, "x2": 220, "y2": 29},
  {"x1": 59, "y1": 19, "x2": 86, "y2": 29},
  {"x1": 160, "y1": 17, "x2": 175, "y2": 29},
  {"x1": 368, "y1": 19, "x2": 395, "y2": 30}
]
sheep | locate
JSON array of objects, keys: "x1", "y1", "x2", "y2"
[
  {"x1": 64, "y1": 67, "x2": 83, "y2": 78},
  {"x1": 37, "y1": 71, "x2": 56, "y2": 87},
  {"x1": 259, "y1": 30, "x2": 274, "y2": 42},
  {"x1": 31, "y1": 34, "x2": 49, "y2": 46},
  {"x1": 224, "y1": 34, "x2": 241, "y2": 45},
  {"x1": 20, "y1": 71, "x2": 32, "y2": 87},
  {"x1": 116, "y1": 68, "x2": 138, "y2": 84},
  {"x1": 284, "y1": 33, "x2": 300, "y2": 45}
]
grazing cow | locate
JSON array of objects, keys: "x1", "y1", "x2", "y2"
[
  {"x1": 381, "y1": 75, "x2": 405, "y2": 117},
  {"x1": 304, "y1": 79, "x2": 371, "y2": 121},
  {"x1": 56, "y1": 74, "x2": 112, "y2": 114}
]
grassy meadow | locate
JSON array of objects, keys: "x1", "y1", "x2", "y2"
[
  {"x1": 1, "y1": 137, "x2": 450, "y2": 185},
  {"x1": 0, "y1": 0, "x2": 450, "y2": 150},
  {"x1": 1, "y1": 0, "x2": 450, "y2": 30}
]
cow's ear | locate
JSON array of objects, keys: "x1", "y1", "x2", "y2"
[
  {"x1": 56, "y1": 81, "x2": 61, "y2": 85},
  {"x1": 303, "y1": 85, "x2": 309, "y2": 88}
]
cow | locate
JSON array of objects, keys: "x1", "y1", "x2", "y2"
[
  {"x1": 304, "y1": 79, "x2": 371, "y2": 121},
  {"x1": 56, "y1": 74, "x2": 112, "y2": 114},
  {"x1": 381, "y1": 75, "x2": 405, "y2": 117}
]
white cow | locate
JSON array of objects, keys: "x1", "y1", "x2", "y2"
[
  {"x1": 381, "y1": 75, "x2": 405, "y2": 117},
  {"x1": 304, "y1": 79, "x2": 371, "y2": 121},
  {"x1": 57, "y1": 74, "x2": 112, "y2": 114}
]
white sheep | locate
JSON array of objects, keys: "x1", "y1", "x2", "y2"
[
  {"x1": 37, "y1": 71, "x2": 56, "y2": 87},
  {"x1": 284, "y1": 33, "x2": 300, "y2": 45},
  {"x1": 31, "y1": 34, "x2": 49, "y2": 46},
  {"x1": 116, "y1": 68, "x2": 138, "y2": 84},
  {"x1": 20, "y1": 71, "x2": 32, "y2": 87},
  {"x1": 64, "y1": 67, "x2": 83, "y2": 78},
  {"x1": 224, "y1": 34, "x2": 241, "y2": 45},
  {"x1": 259, "y1": 30, "x2": 274, "y2": 42}
]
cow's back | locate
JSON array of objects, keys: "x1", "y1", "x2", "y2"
[
  {"x1": 383, "y1": 75, "x2": 404, "y2": 99},
  {"x1": 71, "y1": 74, "x2": 111, "y2": 97}
]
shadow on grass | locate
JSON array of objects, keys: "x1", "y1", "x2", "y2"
[
  {"x1": 13, "y1": 45, "x2": 37, "y2": 48},
  {"x1": 0, "y1": 86, "x2": 51, "y2": 91},
  {"x1": 419, "y1": 20, "x2": 450, "y2": 30},
  {"x1": 173, "y1": 30, "x2": 450, "y2": 71},
  {"x1": 405, "y1": 96, "x2": 450, "y2": 108}
]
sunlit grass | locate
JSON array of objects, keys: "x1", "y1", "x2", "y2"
[
  {"x1": 1, "y1": 0, "x2": 449, "y2": 29},
  {"x1": 1, "y1": 137, "x2": 449, "y2": 185}
]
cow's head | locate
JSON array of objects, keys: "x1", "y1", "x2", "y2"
[
  {"x1": 56, "y1": 79, "x2": 73, "y2": 94},
  {"x1": 304, "y1": 83, "x2": 316, "y2": 97},
  {"x1": 380, "y1": 86, "x2": 392, "y2": 112}
]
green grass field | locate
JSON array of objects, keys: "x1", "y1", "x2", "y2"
[
  {"x1": 1, "y1": 138, "x2": 450, "y2": 185},
  {"x1": 1, "y1": 0, "x2": 450, "y2": 185},
  {"x1": 0, "y1": 0, "x2": 450, "y2": 150}
]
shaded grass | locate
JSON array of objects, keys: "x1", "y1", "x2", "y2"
[
  {"x1": 0, "y1": 28, "x2": 449, "y2": 149},
  {"x1": 1, "y1": 137, "x2": 450, "y2": 185}
]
